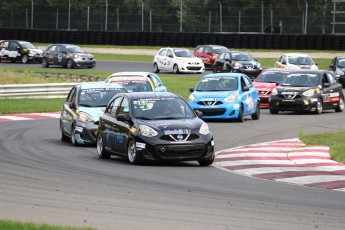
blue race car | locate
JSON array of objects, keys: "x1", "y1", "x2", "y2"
[{"x1": 188, "y1": 73, "x2": 260, "y2": 122}]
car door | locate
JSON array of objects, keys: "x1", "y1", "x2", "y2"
[
  {"x1": 8, "y1": 41, "x2": 21, "y2": 60},
  {"x1": 114, "y1": 97, "x2": 131, "y2": 154},
  {"x1": 165, "y1": 48, "x2": 175, "y2": 71},
  {"x1": 321, "y1": 72, "x2": 342, "y2": 110},
  {"x1": 155, "y1": 48, "x2": 168, "y2": 71},
  {"x1": 240, "y1": 75, "x2": 257, "y2": 115},
  {"x1": 61, "y1": 86, "x2": 78, "y2": 137},
  {"x1": 56, "y1": 45, "x2": 68, "y2": 66},
  {"x1": 46, "y1": 45, "x2": 58, "y2": 64}
]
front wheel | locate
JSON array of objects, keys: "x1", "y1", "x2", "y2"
[
  {"x1": 41, "y1": 58, "x2": 49, "y2": 68},
  {"x1": 96, "y1": 135, "x2": 111, "y2": 159},
  {"x1": 251, "y1": 102, "x2": 260, "y2": 120},
  {"x1": 153, "y1": 62, "x2": 160, "y2": 73},
  {"x1": 198, "y1": 155, "x2": 214, "y2": 166},
  {"x1": 60, "y1": 123, "x2": 69, "y2": 142},
  {"x1": 270, "y1": 108, "x2": 279, "y2": 114},
  {"x1": 71, "y1": 128, "x2": 79, "y2": 146},
  {"x1": 314, "y1": 99, "x2": 322, "y2": 114},
  {"x1": 67, "y1": 59, "x2": 74, "y2": 69},
  {"x1": 173, "y1": 64, "x2": 179, "y2": 74},
  {"x1": 237, "y1": 105, "x2": 244, "y2": 122},
  {"x1": 212, "y1": 65, "x2": 217, "y2": 73},
  {"x1": 127, "y1": 139, "x2": 141, "y2": 164},
  {"x1": 335, "y1": 96, "x2": 344, "y2": 112},
  {"x1": 21, "y1": 55, "x2": 29, "y2": 64}
]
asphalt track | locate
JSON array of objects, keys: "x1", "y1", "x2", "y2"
[{"x1": 1, "y1": 61, "x2": 345, "y2": 230}]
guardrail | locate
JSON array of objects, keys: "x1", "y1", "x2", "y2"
[{"x1": 0, "y1": 83, "x2": 77, "y2": 99}]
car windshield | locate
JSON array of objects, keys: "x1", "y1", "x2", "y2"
[
  {"x1": 288, "y1": 56, "x2": 313, "y2": 65},
  {"x1": 133, "y1": 97, "x2": 195, "y2": 120},
  {"x1": 337, "y1": 59, "x2": 345, "y2": 68},
  {"x1": 173, "y1": 49, "x2": 194, "y2": 57},
  {"x1": 67, "y1": 45, "x2": 85, "y2": 53},
  {"x1": 196, "y1": 77, "x2": 238, "y2": 91},
  {"x1": 119, "y1": 81, "x2": 153, "y2": 92},
  {"x1": 212, "y1": 47, "x2": 229, "y2": 54},
  {"x1": 231, "y1": 53, "x2": 253, "y2": 61},
  {"x1": 281, "y1": 73, "x2": 320, "y2": 87},
  {"x1": 19, "y1": 41, "x2": 37, "y2": 49},
  {"x1": 256, "y1": 71, "x2": 288, "y2": 83},
  {"x1": 78, "y1": 87, "x2": 126, "y2": 107}
]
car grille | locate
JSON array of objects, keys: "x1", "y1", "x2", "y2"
[
  {"x1": 258, "y1": 90, "x2": 270, "y2": 95},
  {"x1": 155, "y1": 144, "x2": 206, "y2": 159},
  {"x1": 160, "y1": 133, "x2": 199, "y2": 142},
  {"x1": 197, "y1": 101, "x2": 223, "y2": 106},
  {"x1": 187, "y1": 66, "x2": 202, "y2": 70},
  {"x1": 195, "y1": 108, "x2": 226, "y2": 116}
]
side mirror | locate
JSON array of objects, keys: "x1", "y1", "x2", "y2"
[
  {"x1": 323, "y1": 82, "x2": 330, "y2": 88},
  {"x1": 189, "y1": 88, "x2": 194, "y2": 92},
  {"x1": 196, "y1": 110, "x2": 203, "y2": 118},
  {"x1": 242, "y1": 86, "x2": 250, "y2": 92},
  {"x1": 329, "y1": 65, "x2": 334, "y2": 69},
  {"x1": 168, "y1": 55, "x2": 173, "y2": 58},
  {"x1": 69, "y1": 102, "x2": 76, "y2": 110},
  {"x1": 116, "y1": 114, "x2": 129, "y2": 121}
]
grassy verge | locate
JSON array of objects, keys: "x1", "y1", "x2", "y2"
[
  {"x1": 299, "y1": 129, "x2": 345, "y2": 163},
  {"x1": 0, "y1": 219, "x2": 95, "y2": 230}
]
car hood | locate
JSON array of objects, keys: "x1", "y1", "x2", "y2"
[
  {"x1": 79, "y1": 107, "x2": 105, "y2": 122},
  {"x1": 277, "y1": 86, "x2": 315, "y2": 93},
  {"x1": 177, "y1": 57, "x2": 203, "y2": 62},
  {"x1": 236, "y1": 60, "x2": 258, "y2": 65},
  {"x1": 29, "y1": 48, "x2": 43, "y2": 54},
  {"x1": 253, "y1": 82, "x2": 277, "y2": 90},
  {"x1": 137, "y1": 118, "x2": 203, "y2": 131},
  {"x1": 192, "y1": 91, "x2": 235, "y2": 99}
]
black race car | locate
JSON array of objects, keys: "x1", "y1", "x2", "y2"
[
  {"x1": 96, "y1": 92, "x2": 215, "y2": 166},
  {"x1": 41, "y1": 44, "x2": 96, "y2": 69},
  {"x1": 211, "y1": 51, "x2": 262, "y2": 80},
  {"x1": 269, "y1": 70, "x2": 344, "y2": 114},
  {"x1": 0, "y1": 40, "x2": 42, "y2": 63}
]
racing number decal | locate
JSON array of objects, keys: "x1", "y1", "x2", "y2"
[{"x1": 323, "y1": 92, "x2": 340, "y2": 102}]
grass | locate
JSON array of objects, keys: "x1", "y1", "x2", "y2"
[
  {"x1": 0, "y1": 219, "x2": 95, "y2": 230},
  {"x1": 299, "y1": 129, "x2": 345, "y2": 164}
]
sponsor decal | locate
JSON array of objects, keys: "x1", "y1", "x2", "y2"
[
  {"x1": 75, "y1": 126, "x2": 83, "y2": 132},
  {"x1": 136, "y1": 142, "x2": 146, "y2": 149},
  {"x1": 164, "y1": 129, "x2": 191, "y2": 135}
]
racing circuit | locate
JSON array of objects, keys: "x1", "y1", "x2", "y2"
[{"x1": 1, "y1": 60, "x2": 345, "y2": 230}]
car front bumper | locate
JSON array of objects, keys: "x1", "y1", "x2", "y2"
[
  {"x1": 269, "y1": 97, "x2": 319, "y2": 112},
  {"x1": 74, "y1": 121, "x2": 98, "y2": 144},
  {"x1": 190, "y1": 103, "x2": 241, "y2": 119}
]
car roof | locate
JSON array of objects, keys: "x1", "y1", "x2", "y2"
[
  {"x1": 284, "y1": 53, "x2": 312, "y2": 57},
  {"x1": 286, "y1": 69, "x2": 330, "y2": 74},
  {"x1": 108, "y1": 71, "x2": 155, "y2": 77},
  {"x1": 77, "y1": 82, "x2": 125, "y2": 90},
  {"x1": 116, "y1": 91, "x2": 178, "y2": 100}
]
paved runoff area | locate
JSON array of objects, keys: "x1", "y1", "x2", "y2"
[{"x1": 215, "y1": 138, "x2": 345, "y2": 192}]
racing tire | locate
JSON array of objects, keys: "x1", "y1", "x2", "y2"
[
  {"x1": 67, "y1": 59, "x2": 74, "y2": 69},
  {"x1": 314, "y1": 99, "x2": 323, "y2": 114},
  {"x1": 212, "y1": 66, "x2": 217, "y2": 73},
  {"x1": 41, "y1": 58, "x2": 49, "y2": 68},
  {"x1": 153, "y1": 62, "x2": 160, "y2": 73},
  {"x1": 60, "y1": 123, "x2": 69, "y2": 142},
  {"x1": 251, "y1": 103, "x2": 260, "y2": 120},
  {"x1": 269, "y1": 108, "x2": 279, "y2": 114},
  {"x1": 335, "y1": 96, "x2": 344, "y2": 112},
  {"x1": 71, "y1": 128, "x2": 79, "y2": 146},
  {"x1": 127, "y1": 139, "x2": 141, "y2": 165},
  {"x1": 198, "y1": 156, "x2": 215, "y2": 166},
  {"x1": 21, "y1": 55, "x2": 29, "y2": 64},
  {"x1": 87, "y1": 66, "x2": 93, "y2": 69},
  {"x1": 173, "y1": 64, "x2": 179, "y2": 74},
  {"x1": 237, "y1": 105, "x2": 244, "y2": 122},
  {"x1": 96, "y1": 134, "x2": 111, "y2": 159}
]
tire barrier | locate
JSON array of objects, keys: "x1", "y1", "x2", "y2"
[{"x1": 0, "y1": 27, "x2": 345, "y2": 50}]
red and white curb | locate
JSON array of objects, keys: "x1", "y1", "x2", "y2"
[
  {"x1": 0, "y1": 112, "x2": 60, "y2": 122},
  {"x1": 215, "y1": 138, "x2": 345, "y2": 192}
]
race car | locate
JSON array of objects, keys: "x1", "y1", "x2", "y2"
[
  {"x1": 0, "y1": 40, "x2": 42, "y2": 63},
  {"x1": 188, "y1": 73, "x2": 260, "y2": 122},
  {"x1": 269, "y1": 70, "x2": 344, "y2": 114}
]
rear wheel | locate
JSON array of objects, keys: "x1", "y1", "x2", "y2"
[
  {"x1": 237, "y1": 105, "x2": 244, "y2": 122},
  {"x1": 251, "y1": 102, "x2": 260, "y2": 120},
  {"x1": 335, "y1": 96, "x2": 344, "y2": 112},
  {"x1": 41, "y1": 58, "x2": 49, "y2": 68},
  {"x1": 21, "y1": 55, "x2": 29, "y2": 64},
  {"x1": 67, "y1": 59, "x2": 74, "y2": 69},
  {"x1": 153, "y1": 62, "x2": 160, "y2": 73},
  {"x1": 127, "y1": 139, "x2": 140, "y2": 164},
  {"x1": 96, "y1": 135, "x2": 111, "y2": 159},
  {"x1": 173, "y1": 64, "x2": 179, "y2": 74}
]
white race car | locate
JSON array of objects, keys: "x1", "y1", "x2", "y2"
[{"x1": 153, "y1": 47, "x2": 205, "y2": 74}]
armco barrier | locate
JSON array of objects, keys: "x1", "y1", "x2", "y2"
[{"x1": 0, "y1": 83, "x2": 77, "y2": 99}]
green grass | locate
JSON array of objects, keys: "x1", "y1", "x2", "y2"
[
  {"x1": 0, "y1": 219, "x2": 95, "y2": 230},
  {"x1": 299, "y1": 129, "x2": 345, "y2": 164}
]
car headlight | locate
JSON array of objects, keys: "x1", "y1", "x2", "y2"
[
  {"x1": 139, "y1": 125, "x2": 158, "y2": 137},
  {"x1": 224, "y1": 92, "x2": 238, "y2": 102},
  {"x1": 188, "y1": 94, "x2": 196, "y2": 102},
  {"x1": 234, "y1": 62, "x2": 242, "y2": 67},
  {"x1": 74, "y1": 54, "x2": 80, "y2": 59},
  {"x1": 303, "y1": 89, "x2": 316, "y2": 97},
  {"x1": 176, "y1": 58, "x2": 185, "y2": 63},
  {"x1": 199, "y1": 122, "x2": 210, "y2": 135},
  {"x1": 271, "y1": 88, "x2": 278, "y2": 96},
  {"x1": 78, "y1": 112, "x2": 93, "y2": 122}
]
